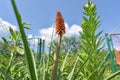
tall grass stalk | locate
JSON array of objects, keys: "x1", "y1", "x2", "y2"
[
  {"x1": 57, "y1": 52, "x2": 69, "y2": 80},
  {"x1": 49, "y1": 24, "x2": 55, "y2": 54},
  {"x1": 11, "y1": 0, "x2": 38, "y2": 80},
  {"x1": 42, "y1": 40, "x2": 45, "y2": 80}
]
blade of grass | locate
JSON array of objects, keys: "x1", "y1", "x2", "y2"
[
  {"x1": 67, "y1": 56, "x2": 79, "y2": 80},
  {"x1": 43, "y1": 56, "x2": 45, "y2": 80},
  {"x1": 57, "y1": 52, "x2": 69, "y2": 80},
  {"x1": 11, "y1": 0, "x2": 38, "y2": 80},
  {"x1": 46, "y1": 24, "x2": 54, "y2": 79},
  {"x1": 42, "y1": 40, "x2": 45, "y2": 80},
  {"x1": 104, "y1": 70, "x2": 120, "y2": 80},
  {"x1": 73, "y1": 55, "x2": 91, "y2": 80},
  {"x1": 0, "y1": 67, "x2": 12, "y2": 80},
  {"x1": 49, "y1": 24, "x2": 55, "y2": 54}
]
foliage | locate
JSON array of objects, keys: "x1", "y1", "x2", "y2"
[
  {"x1": 61, "y1": 36, "x2": 81, "y2": 53},
  {"x1": 11, "y1": 0, "x2": 38, "y2": 80},
  {"x1": 0, "y1": 42, "x2": 8, "y2": 53},
  {"x1": 0, "y1": 29, "x2": 28, "y2": 79},
  {"x1": 51, "y1": 36, "x2": 81, "y2": 53},
  {"x1": 73, "y1": 0, "x2": 108, "y2": 79},
  {"x1": 0, "y1": 0, "x2": 120, "y2": 80}
]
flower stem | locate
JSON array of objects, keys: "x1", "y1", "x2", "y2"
[{"x1": 51, "y1": 34, "x2": 62, "y2": 80}]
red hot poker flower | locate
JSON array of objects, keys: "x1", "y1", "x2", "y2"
[{"x1": 55, "y1": 11, "x2": 65, "y2": 35}]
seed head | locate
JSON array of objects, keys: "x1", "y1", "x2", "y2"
[{"x1": 55, "y1": 11, "x2": 65, "y2": 35}]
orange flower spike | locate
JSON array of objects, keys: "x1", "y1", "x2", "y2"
[{"x1": 55, "y1": 11, "x2": 65, "y2": 35}]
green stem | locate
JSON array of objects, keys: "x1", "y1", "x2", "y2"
[{"x1": 11, "y1": 0, "x2": 38, "y2": 80}]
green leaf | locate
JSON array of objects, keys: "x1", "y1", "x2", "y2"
[
  {"x1": 95, "y1": 30, "x2": 103, "y2": 38},
  {"x1": 9, "y1": 27, "x2": 16, "y2": 40},
  {"x1": 16, "y1": 47, "x2": 24, "y2": 55},
  {"x1": 24, "y1": 26, "x2": 31, "y2": 30},
  {"x1": 2, "y1": 37, "x2": 8, "y2": 44},
  {"x1": 22, "y1": 22, "x2": 32, "y2": 26},
  {"x1": 22, "y1": 22, "x2": 32, "y2": 30}
]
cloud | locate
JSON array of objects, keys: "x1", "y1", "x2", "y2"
[
  {"x1": 39, "y1": 24, "x2": 55, "y2": 42},
  {"x1": 0, "y1": 18, "x2": 17, "y2": 31},
  {"x1": 39, "y1": 23, "x2": 82, "y2": 43},
  {"x1": 0, "y1": 18, "x2": 17, "y2": 37},
  {"x1": 27, "y1": 34, "x2": 33, "y2": 38},
  {"x1": 27, "y1": 23, "x2": 82, "y2": 52},
  {"x1": 65, "y1": 23, "x2": 82, "y2": 37}
]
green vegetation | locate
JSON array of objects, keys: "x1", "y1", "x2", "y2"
[{"x1": 0, "y1": 0, "x2": 120, "y2": 80}]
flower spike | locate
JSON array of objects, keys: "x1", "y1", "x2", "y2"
[{"x1": 55, "y1": 11, "x2": 65, "y2": 35}]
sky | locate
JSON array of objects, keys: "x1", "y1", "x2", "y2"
[{"x1": 0, "y1": 0, "x2": 120, "y2": 44}]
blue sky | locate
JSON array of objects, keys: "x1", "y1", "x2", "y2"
[{"x1": 0, "y1": 0, "x2": 120, "y2": 37}]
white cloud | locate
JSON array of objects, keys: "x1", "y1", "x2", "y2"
[
  {"x1": 39, "y1": 25, "x2": 54, "y2": 41},
  {"x1": 0, "y1": 18, "x2": 17, "y2": 31},
  {"x1": 0, "y1": 18, "x2": 17, "y2": 37},
  {"x1": 39, "y1": 23, "x2": 82, "y2": 43},
  {"x1": 65, "y1": 23, "x2": 82, "y2": 37},
  {"x1": 27, "y1": 34, "x2": 33, "y2": 38}
]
